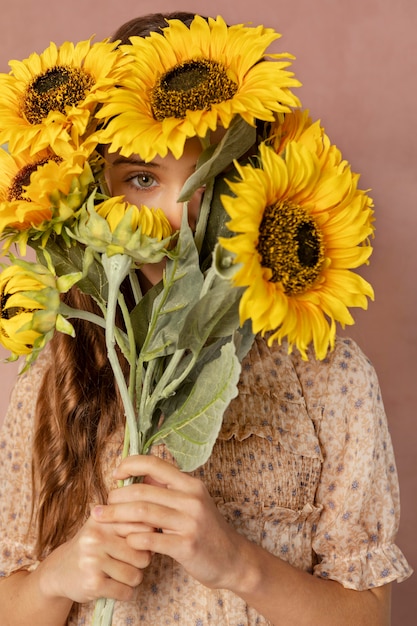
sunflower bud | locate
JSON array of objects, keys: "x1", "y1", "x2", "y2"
[{"x1": 71, "y1": 194, "x2": 174, "y2": 264}]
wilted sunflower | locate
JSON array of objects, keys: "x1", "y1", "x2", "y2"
[
  {"x1": 0, "y1": 38, "x2": 129, "y2": 156},
  {"x1": 220, "y1": 141, "x2": 375, "y2": 360},
  {"x1": 96, "y1": 15, "x2": 301, "y2": 161},
  {"x1": 0, "y1": 146, "x2": 94, "y2": 253}
]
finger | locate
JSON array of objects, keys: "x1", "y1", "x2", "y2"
[
  {"x1": 143, "y1": 474, "x2": 169, "y2": 488},
  {"x1": 105, "y1": 534, "x2": 153, "y2": 571},
  {"x1": 101, "y1": 558, "x2": 143, "y2": 588},
  {"x1": 93, "y1": 577, "x2": 139, "y2": 603},
  {"x1": 108, "y1": 482, "x2": 169, "y2": 505},
  {"x1": 112, "y1": 521, "x2": 156, "y2": 537},
  {"x1": 113, "y1": 455, "x2": 189, "y2": 490},
  {"x1": 108, "y1": 480, "x2": 193, "y2": 516},
  {"x1": 125, "y1": 530, "x2": 177, "y2": 559},
  {"x1": 92, "y1": 500, "x2": 183, "y2": 535},
  {"x1": 108, "y1": 482, "x2": 158, "y2": 504},
  {"x1": 124, "y1": 530, "x2": 194, "y2": 570}
]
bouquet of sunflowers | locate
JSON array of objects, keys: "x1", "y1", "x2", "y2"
[{"x1": 0, "y1": 15, "x2": 374, "y2": 625}]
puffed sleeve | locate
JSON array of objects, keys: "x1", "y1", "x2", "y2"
[
  {"x1": 307, "y1": 338, "x2": 412, "y2": 590},
  {"x1": 0, "y1": 349, "x2": 49, "y2": 577}
]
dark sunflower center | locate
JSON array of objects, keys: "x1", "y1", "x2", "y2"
[
  {"x1": 256, "y1": 201, "x2": 325, "y2": 294},
  {"x1": 22, "y1": 65, "x2": 94, "y2": 125},
  {"x1": 7, "y1": 156, "x2": 62, "y2": 201},
  {"x1": 0, "y1": 293, "x2": 11, "y2": 320},
  {"x1": 151, "y1": 58, "x2": 238, "y2": 120},
  {"x1": 0, "y1": 293, "x2": 35, "y2": 349},
  {"x1": 0, "y1": 293, "x2": 30, "y2": 320}
]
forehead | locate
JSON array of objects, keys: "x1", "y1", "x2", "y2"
[{"x1": 105, "y1": 138, "x2": 203, "y2": 170}]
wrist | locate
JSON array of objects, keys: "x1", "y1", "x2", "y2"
[
  {"x1": 219, "y1": 533, "x2": 265, "y2": 598},
  {"x1": 0, "y1": 560, "x2": 73, "y2": 626},
  {"x1": 36, "y1": 549, "x2": 72, "y2": 608}
]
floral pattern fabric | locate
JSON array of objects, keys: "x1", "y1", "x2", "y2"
[{"x1": 0, "y1": 336, "x2": 412, "y2": 625}]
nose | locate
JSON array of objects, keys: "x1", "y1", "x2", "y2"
[
  {"x1": 162, "y1": 196, "x2": 186, "y2": 232},
  {"x1": 163, "y1": 186, "x2": 205, "y2": 232}
]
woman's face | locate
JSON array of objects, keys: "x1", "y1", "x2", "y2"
[
  {"x1": 104, "y1": 137, "x2": 205, "y2": 287},
  {"x1": 104, "y1": 137, "x2": 204, "y2": 232}
]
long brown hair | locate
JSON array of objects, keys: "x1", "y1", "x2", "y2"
[
  {"x1": 32, "y1": 11, "x2": 201, "y2": 556},
  {"x1": 33, "y1": 288, "x2": 128, "y2": 554}
]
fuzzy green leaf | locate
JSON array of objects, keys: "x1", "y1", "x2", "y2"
[
  {"x1": 177, "y1": 276, "x2": 243, "y2": 354},
  {"x1": 32, "y1": 236, "x2": 108, "y2": 303},
  {"x1": 199, "y1": 169, "x2": 242, "y2": 271},
  {"x1": 129, "y1": 281, "x2": 163, "y2": 351},
  {"x1": 178, "y1": 116, "x2": 256, "y2": 202},
  {"x1": 145, "y1": 341, "x2": 241, "y2": 471},
  {"x1": 134, "y1": 216, "x2": 204, "y2": 361}
]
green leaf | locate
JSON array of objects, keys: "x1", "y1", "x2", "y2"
[
  {"x1": 199, "y1": 169, "x2": 241, "y2": 271},
  {"x1": 129, "y1": 281, "x2": 163, "y2": 351},
  {"x1": 32, "y1": 236, "x2": 108, "y2": 303},
  {"x1": 233, "y1": 320, "x2": 255, "y2": 363},
  {"x1": 144, "y1": 341, "x2": 241, "y2": 471},
  {"x1": 178, "y1": 116, "x2": 256, "y2": 202},
  {"x1": 137, "y1": 215, "x2": 204, "y2": 361},
  {"x1": 155, "y1": 336, "x2": 228, "y2": 396},
  {"x1": 177, "y1": 276, "x2": 243, "y2": 354}
]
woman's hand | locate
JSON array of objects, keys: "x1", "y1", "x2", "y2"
[
  {"x1": 91, "y1": 454, "x2": 247, "y2": 590},
  {"x1": 40, "y1": 509, "x2": 153, "y2": 605},
  {"x1": 89, "y1": 454, "x2": 392, "y2": 626}
]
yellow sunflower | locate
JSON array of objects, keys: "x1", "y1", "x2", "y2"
[
  {"x1": 220, "y1": 141, "x2": 375, "y2": 360},
  {"x1": 0, "y1": 145, "x2": 94, "y2": 253},
  {"x1": 268, "y1": 110, "x2": 376, "y2": 237},
  {"x1": 267, "y1": 108, "x2": 361, "y2": 177},
  {"x1": 267, "y1": 109, "x2": 314, "y2": 154},
  {"x1": 0, "y1": 38, "x2": 129, "y2": 156},
  {"x1": 97, "y1": 196, "x2": 173, "y2": 241},
  {"x1": 96, "y1": 15, "x2": 301, "y2": 161},
  {"x1": 0, "y1": 264, "x2": 45, "y2": 356},
  {"x1": 0, "y1": 148, "x2": 55, "y2": 238},
  {"x1": 0, "y1": 258, "x2": 77, "y2": 361}
]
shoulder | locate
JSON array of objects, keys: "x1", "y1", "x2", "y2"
[
  {"x1": 290, "y1": 335, "x2": 378, "y2": 390},
  {"x1": 289, "y1": 337, "x2": 389, "y2": 469},
  {"x1": 287, "y1": 336, "x2": 383, "y2": 420},
  {"x1": 247, "y1": 335, "x2": 380, "y2": 406},
  {"x1": 249, "y1": 335, "x2": 385, "y2": 435},
  {"x1": 1, "y1": 345, "x2": 52, "y2": 439}
]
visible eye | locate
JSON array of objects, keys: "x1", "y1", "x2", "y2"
[{"x1": 128, "y1": 172, "x2": 157, "y2": 189}]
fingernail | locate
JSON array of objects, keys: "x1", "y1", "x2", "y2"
[{"x1": 93, "y1": 505, "x2": 103, "y2": 517}]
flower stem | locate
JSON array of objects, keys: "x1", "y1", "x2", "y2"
[
  {"x1": 92, "y1": 254, "x2": 139, "y2": 626},
  {"x1": 117, "y1": 289, "x2": 137, "y2": 405},
  {"x1": 193, "y1": 177, "x2": 214, "y2": 253},
  {"x1": 142, "y1": 265, "x2": 216, "y2": 418},
  {"x1": 59, "y1": 302, "x2": 108, "y2": 330},
  {"x1": 129, "y1": 269, "x2": 143, "y2": 305},
  {"x1": 92, "y1": 598, "x2": 116, "y2": 625},
  {"x1": 101, "y1": 254, "x2": 139, "y2": 457}
]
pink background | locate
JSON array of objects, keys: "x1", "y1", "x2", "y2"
[{"x1": 0, "y1": 0, "x2": 415, "y2": 622}]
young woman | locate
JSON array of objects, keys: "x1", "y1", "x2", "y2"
[{"x1": 0, "y1": 12, "x2": 412, "y2": 626}]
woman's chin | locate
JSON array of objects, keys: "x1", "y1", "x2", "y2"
[{"x1": 139, "y1": 260, "x2": 166, "y2": 291}]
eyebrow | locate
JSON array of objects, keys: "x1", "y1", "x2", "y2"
[{"x1": 108, "y1": 156, "x2": 160, "y2": 168}]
